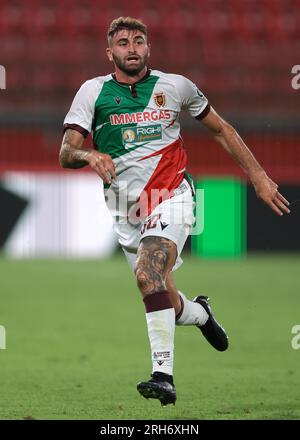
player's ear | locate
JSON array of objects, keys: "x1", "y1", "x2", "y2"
[{"x1": 106, "y1": 47, "x2": 113, "y2": 62}]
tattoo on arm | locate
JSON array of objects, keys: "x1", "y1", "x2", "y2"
[
  {"x1": 135, "y1": 237, "x2": 177, "y2": 295},
  {"x1": 59, "y1": 129, "x2": 91, "y2": 169}
]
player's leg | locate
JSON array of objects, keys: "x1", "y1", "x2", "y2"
[
  {"x1": 166, "y1": 271, "x2": 208, "y2": 324},
  {"x1": 166, "y1": 271, "x2": 229, "y2": 352},
  {"x1": 135, "y1": 236, "x2": 177, "y2": 406},
  {"x1": 164, "y1": 270, "x2": 181, "y2": 315}
]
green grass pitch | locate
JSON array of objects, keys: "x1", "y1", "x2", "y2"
[{"x1": 0, "y1": 254, "x2": 299, "y2": 420}]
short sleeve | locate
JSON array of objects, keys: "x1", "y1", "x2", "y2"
[
  {"x1": 175, "y1": 75, "x2": 209, "y2": 119},
  {"x1": 63, "y1": 79, "x2": 99, "y2": 136}
]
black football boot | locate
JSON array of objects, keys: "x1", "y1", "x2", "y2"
[
  {"x1": 193, "y1": 295, "x2": 229, "y2": 352},
  {"x1": 137, "y1": 371, "x2": 176, "y2": 406}
]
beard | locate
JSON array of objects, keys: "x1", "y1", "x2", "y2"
[{"x1": 112, "y1": 52, "x2": 149, "y2": 77}]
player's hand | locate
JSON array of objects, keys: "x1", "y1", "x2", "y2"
[
  {"x1": 86, "y1": 151, "x2": 116, "y2": 184},
  {"x1": 251, "y1": 173, "x2": 290, "y2": 216}
]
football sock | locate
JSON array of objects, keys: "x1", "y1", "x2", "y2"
[
  {"x1": 176, "y1": 290, "x2": 209, "y2": 326},
  {"x1": 143, "y1": 291, "x2": 175, "y2": 376}
]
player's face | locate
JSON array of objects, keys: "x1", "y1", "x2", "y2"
[{"x1": 107, "y1": 30, "x2": 150, "y2": 77}]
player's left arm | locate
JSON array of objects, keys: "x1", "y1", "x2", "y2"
[{"x1": 200, "y1": 106, "x2": 290, "y2": 216}]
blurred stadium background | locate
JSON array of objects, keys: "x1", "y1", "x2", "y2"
[{"x1": 0, "y1": 0, "x2": 300, "y2": 420}]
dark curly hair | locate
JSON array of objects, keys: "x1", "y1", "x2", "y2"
[{"x1": 107, "y1": 17, "x2": 147, "y2": 45}]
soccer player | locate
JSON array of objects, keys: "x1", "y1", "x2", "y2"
[{"x1": 59, "y1": 17, "x2": 290, "y2": 406}]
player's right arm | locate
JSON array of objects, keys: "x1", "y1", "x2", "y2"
[
  {"x1": 60, "y1": 78, "x2": 116, "y2": 184},
  {"x1": 59, "y1": 128, "x2": 116, "y2": 184}
]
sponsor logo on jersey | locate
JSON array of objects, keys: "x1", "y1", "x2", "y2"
[
  {"x1": 122, "y1": 124, "x2": 162, "y2": 146},
  {"x1": 110, "y1": 110, "x2": 171, "y2": 125},
  {"x1": 154, "y1": 92, "x2": 166, "y2": 107},
  {"x1": 122, "y1": 129, "x2": 135, "y2": 143}
]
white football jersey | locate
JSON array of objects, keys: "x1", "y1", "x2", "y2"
[{"x1": 64, "y1": 69, "x2": 209, "y2": 217}]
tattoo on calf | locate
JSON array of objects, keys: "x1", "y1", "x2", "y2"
[{"x1": 136, "y1": 237, "x2": 176, "y2": 295}]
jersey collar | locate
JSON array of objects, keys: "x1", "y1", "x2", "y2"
[{"x1": 111, "y1": 68, "x2": 151, "y2": 86}]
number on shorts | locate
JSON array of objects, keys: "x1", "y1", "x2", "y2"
[{"x1": 141, "y1": 214, "x2": 161, "y2": 235}]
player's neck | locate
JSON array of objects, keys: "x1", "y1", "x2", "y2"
[{"x1": 114, "y1": 66, "x2": 148, "y2": 85}]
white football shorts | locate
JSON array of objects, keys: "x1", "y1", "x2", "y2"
[{"x1": 112, "y1": 179, "x2": 195, "y2": 272}]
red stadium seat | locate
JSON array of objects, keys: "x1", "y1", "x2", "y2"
[
  {"x1": 0, "y1": 2, "x2": 27, "y2": 36},
  {"x1": 0, "y1": 0, "x2": 298, "y2": 115}
]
